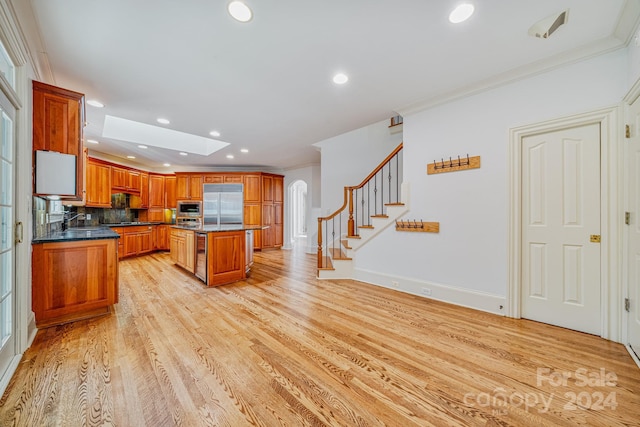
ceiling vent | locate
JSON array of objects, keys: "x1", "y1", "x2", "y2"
[{"x1": 528, "y1": 10, "x2": 569, "y2": 39}]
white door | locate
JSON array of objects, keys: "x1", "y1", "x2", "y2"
[
  {"x1": 628, "y1": 96, "x2": 640, "y2": 358},
  {"x1": 521, "y1": 123, "x2": 601, "y2": 335},
  {"x1": 0, "y1": 87, "x2": 16, "y2": 378}
]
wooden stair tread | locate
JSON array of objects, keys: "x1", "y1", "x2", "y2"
[
  {"x1": 359, "y1": 225, "x2": 374, "y2": 229},
  {"x1": 330, "y1": 248, "x2": 352, "y2": 260},
  {"x1": 319, "y1": 257, "x2": 334, "y2": 270},
  {"x1": 371, "y1": 214, "x2": 389, "y2": 218},
  {"x1": 341, "y1": 240, "x2": 352, "y2": 249},
  {"x1": 347, "y1": 235, "x2": 361, "y2": 239},
  {"x1": 384, "y1": 202, "x2": 405, "y2": 206}
]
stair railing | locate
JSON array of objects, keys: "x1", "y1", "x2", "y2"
[{"x1": 317, "y1": 143, "x2": 403, "y2": 269}]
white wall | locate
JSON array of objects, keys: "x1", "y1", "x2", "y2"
[
  {"x1": 314, "y1": 119, "x2": 402, "y2": 214},
  {"x1": 627, "y1": 32, "x2": 640, "y2": 86},
  {"x1": 352, "y1": 49, "x2": 628, "y2": 312},
  {"x1": 283, "y1": 164, "x2": 321, "y2": 252}
]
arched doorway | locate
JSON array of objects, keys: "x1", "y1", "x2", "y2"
[{"x1": 288, "y1": 180, "x2": 308, "y2": 249}]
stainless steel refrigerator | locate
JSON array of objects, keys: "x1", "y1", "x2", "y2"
[{"x1": 203, "y1": 183, "x2": 244, "y2": 225}]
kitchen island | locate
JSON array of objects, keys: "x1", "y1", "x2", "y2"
[
  {"x1": 170, "y1": 225, "x2": 263, "y2": 287},
  {"x1": 32, "y1": 227, "x2": 120, "y2": 327}
]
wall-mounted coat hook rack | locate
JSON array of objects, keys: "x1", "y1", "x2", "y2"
[
  {"x1": 395, "y1": 219, "x2": 439, "y2": 233},
  {"x1": 427, "y1": 154, "x2": 480, "y2": 175}
]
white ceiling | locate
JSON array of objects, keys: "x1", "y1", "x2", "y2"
[{"x1": 27, "y1": 0, "x2": 639, "y2": 172}]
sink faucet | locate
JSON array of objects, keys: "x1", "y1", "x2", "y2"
[{"x1": 63, "y1": 212, "x2": 85, "y2": 230}]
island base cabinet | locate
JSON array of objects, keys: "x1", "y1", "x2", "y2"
[
  {"x1": 207, "y1": 231, "x2": 245, "y2": 287},
  {"x1": 32, "y1": 239, "x2": 119, "y2": 328},
  {"x1": 170, "y1": 228, "x2": 195, "y2": 273}
]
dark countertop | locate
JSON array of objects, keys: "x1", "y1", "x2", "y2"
[
  {"x1": 32, "y1": 226, "x2": 120, "y2": 244},
  {"x1": 172, "y1": 224, "x2": 267, "y2": 233},
  {"x1": 102, "y1": 222, "x2": 168, "y2": 227}
]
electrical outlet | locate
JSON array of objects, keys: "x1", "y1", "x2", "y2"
[
  {"x1": 421, "y1": 288, "x2": 432, "y2": 296},
  {"x1": 392, "y1": 281, "x2": 399, "y2": 288}
]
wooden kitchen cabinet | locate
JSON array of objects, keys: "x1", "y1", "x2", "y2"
[
  {"x1": 149, "y1": 174, "x2": 165, "y2": 208},
  {"x1": 139, "y1": 172, "x2": 149, "y2": 208},
  {"x1": 224, "y1": 175, "x2": 242, "y2": 183},
  {"x1": 110, "y1": 227, "x2": 125, "y2": 259},
  {"x1": 111, "y1": 166, "x2": 127, "y2": 190},
  {"x1": 32, "y1": 238, "x2": 118, "y2": 327},
  {"x1": 165, "y1": 176, "x2": 176, "y2": 208},
  {"x1": 274, "y1": 176, "x2": 283, "y2": 203},
  {"x1": 155, "y1": 224, "x2": 170, "y2": 250},
  {"x1": 176, "y1": 174, "x2": 203, "y2": 200},
  {"x1": 243, "y1": 203, "x2": 262, "y2": 250},
  {"x1": 170, "y1": 228, "x2": 195, "y2": 272},
  {"x1": 122, "y1": 225, "x2": 154, "y2": 257},
  {"x1": 111, "y1": 166, "x2": 141, "y2": 194},
  {"x1": 206, "y1": 231, "x2": 245, "y2": 286},
  {"x1": 32, "y1": 80, "x2": 85, "y2": 201},
  {"x1": 243, "y1": 174, "x2": 261, "y2": 203},
  {"x1": 262, "y1": 175, "x2": 273, "y2": 202},
  {"x1": 260, "y1": 173, "x2": 283, "y2": 249},
  {"x1": 86, "y1": 159, "x2": 111, "y2": 207},
  {"x1": 203, "y1": 174, "x2": 223, "y2": 183}
]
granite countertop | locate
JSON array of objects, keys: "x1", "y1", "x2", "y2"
[
  {"x1": 102, "y1": 222, "x2": 167, "y2": 227},
  {"x1": 32, "y1": 226, "x2": 121, "y2": 244},
  {"x1": 172, "y1": 224, "x2": 267, "y2": 233}
]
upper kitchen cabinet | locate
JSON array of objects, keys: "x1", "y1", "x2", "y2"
[
  {"x1": 85, "y1": 159, "x2": 111, "y2": 208},
  {"x1": 165, "y1": 176, "x2": 176, "y2": 208},
  {"x1": 139, "y1": 172, "x2": 149, "y2": 208},
  {"x1": 149, "y1": 174, "x2": 165, "y2": 208},
  {"x1": 243, "y1": 174, "x2": 261, "y2": 203},
  {"x1": 111, "y1": 166, "x2": 141, "y2": 194},
  {"x1": 32, "y1": 81, "x2": 85, "y2": 200},
  {"x1": 176, "y1": 173, "x2": 203, "y2": 200}
]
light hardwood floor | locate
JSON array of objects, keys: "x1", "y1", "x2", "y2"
[{"x1": 1, "y1": 247, "x2": 639, "y2": 426}]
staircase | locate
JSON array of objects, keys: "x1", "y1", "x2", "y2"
[{"x1": 317, "y1": 143, "x2": 407, "y2": 279}]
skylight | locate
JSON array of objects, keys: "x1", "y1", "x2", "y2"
[{"x1": 102, "y1": 115, "x2": 230, "y2": 156}]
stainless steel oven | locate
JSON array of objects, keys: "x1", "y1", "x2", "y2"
[{"x1": 177, "y1": 201, "x2": 202, "y2": 217}]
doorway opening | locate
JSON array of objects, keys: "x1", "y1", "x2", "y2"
[
  {"x1": 507, "y1": 107, "x2": 620, "y2": 341},
  {"x1": 289, "y1": 180, "x2": 308, "y2": 249}
]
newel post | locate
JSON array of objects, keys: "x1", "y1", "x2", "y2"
[
  {"x1": 317, "y1": 218, "x2": 323, "y2": 268},
  {"x1": 348, "y1": 187, "x2": 355, "y2": 237}
]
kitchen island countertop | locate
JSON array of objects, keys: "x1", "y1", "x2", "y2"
[
  {"x1": 32, "y1": 226, "x2": 120, "y2": 244},
  {"x1": 172, "y1": 224, "x2": 267, "y2": 233}
]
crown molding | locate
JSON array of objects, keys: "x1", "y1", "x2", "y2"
[
  {"x1": 398, "y1": 36, "x2": 626, "y2": 117},
  {"x1": 614, "y1": 0, "x2": 640, "y2": 44}
]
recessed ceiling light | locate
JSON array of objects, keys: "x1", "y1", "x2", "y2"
[
  {"x1": 163, "y1": 163, "x2": 171, "y2": 167},
  {"x1": 226, "y1": 154, "x2": 234, "y2": 159},
  {"x1": 179, "y1": 152, "x2": 188, "y2": 156},
  {"x1": 449, "y1": 3, "x2": 474, "y2": 23},
  {"x1": 157, "y1": 118, "x2": 170, "y2": 125},
  {"x1": 87, "y1": 139, "x2": 99, "y2": 144},
  {"x1": 87, "y1": 100, "x2": 104, "y2": 108},
  {"x1": 240, "y1": 148, "x2": 249, "y2": 153},
  {"x1": 209, "y1": 130, "x2": 221, "y2": 137},
  {"x1": 138, "y1": 145, "x2": 148, "y2": 149},
  {"x1": 228, "y1": 1, "x2": 252, "y2": 22},
  {"x1": 333, "y1": 73, "x2": 349, "y2": 85},
  {"x1": 127, "y1": 155, "x2": 136, "y2": 159}
]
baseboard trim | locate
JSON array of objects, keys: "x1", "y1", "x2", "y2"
[
  {"x1": 0, "y1": 354, "x2": 22, "y2": 397},
  {"x1": 625, "y1": 344, "x2": 640, "y2": 369},
  {"x1": 354, "y1": 268, "x2": 506, "y2": 316}
]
